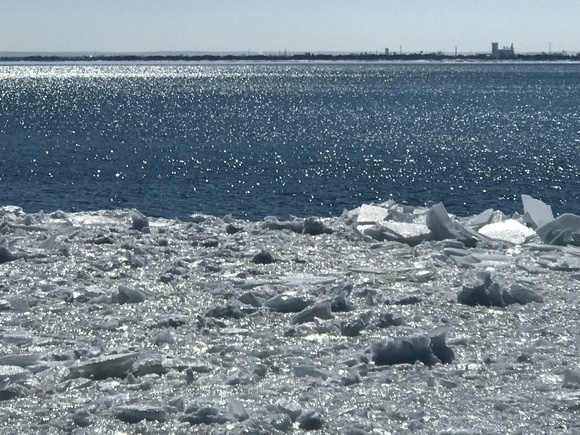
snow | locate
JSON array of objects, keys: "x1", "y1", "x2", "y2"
[
  {"x1": 2, "y1": 195, "x2": 580, "y2": 433},
  {"x1": 356, "y1": 204, "x2": 390, "y2": 224},
  {"x1": 478, "y1": 219, "x2": 537, "y2": 244}
]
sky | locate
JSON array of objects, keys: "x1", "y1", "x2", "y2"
[{"x1": 0, "y1": 0, "x2": 578, "y2": 54}]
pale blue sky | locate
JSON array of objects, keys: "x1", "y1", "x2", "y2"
[{"x1": 0, "y1": 0, "x2": 578, "y2": 54}]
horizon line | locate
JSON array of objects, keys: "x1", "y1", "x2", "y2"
[
  {"x1": 1, "y1": 51, "x2": 578, "y2": 59},
  {"x1": 0, "y1": 47, "x2": 578, "y2": 57}
]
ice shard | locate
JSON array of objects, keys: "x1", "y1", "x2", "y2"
[
  {"x1": 426, "y1": 202, "x2": 478, "y2": 247},
  {"x1": 521, "y1": 194, "x2": 554, "y2": 229},
  {"x1": 535, "y1": 213, "x2": 580, "y2": 246}
]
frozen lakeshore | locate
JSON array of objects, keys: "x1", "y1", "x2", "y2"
[{"x1": 2, "y1": 197, "x2": 580, "y2": 433}]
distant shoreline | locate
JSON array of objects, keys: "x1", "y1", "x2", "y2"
[{"x1": 1, "y1": 52, "x2": 579, "y2": 63}]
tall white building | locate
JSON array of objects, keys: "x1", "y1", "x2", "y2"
[{"x1": 491, "y1": 42, "x2": 515, "y2": 59}]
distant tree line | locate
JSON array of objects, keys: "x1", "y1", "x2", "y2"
[{"x1": 1, "y1": 52, "x2": 578, "y2": 62}]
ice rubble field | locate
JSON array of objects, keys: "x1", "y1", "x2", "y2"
[{"x1": 2, "y1": 196, "x2": 580, "y2": 434}]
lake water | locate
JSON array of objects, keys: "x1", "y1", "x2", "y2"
[{"x1": 0, "y1": 62, "x2": 579, "y2": 220}]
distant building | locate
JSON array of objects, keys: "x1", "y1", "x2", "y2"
[{"x1": 491, "y1": 42, "x2": 515, "y2": 59}]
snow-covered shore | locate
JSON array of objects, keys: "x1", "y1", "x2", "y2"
[{"x1": 1, "y1": 197, "x2": 580, "y2": 433}]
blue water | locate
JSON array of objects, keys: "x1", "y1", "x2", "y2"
[{"x1": 1, "y1": 62, "x2": 579, "y2": 220}]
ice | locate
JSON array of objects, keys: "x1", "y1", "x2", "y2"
[
  {"x1": 263, "y1": 294, "x2": 312, "y2": 312},
  {"x1": 426, "y1": 202, "x2": 478, "y2": 247},
  {"x1": 130, "y1": 209, "x2": 150, "y2": 231},
  {"x1": 0, "y1": 354, "x2": 41, "y2": 367},
  {"x1": 340, "y1": 317, "x2": 366, "y2": 336},
  {"x1": 276, "y1": 401, "x2": 303, "y2": 422},
  {"x1": 115, "y1": 405, "x2": 167, "y2": 423},
  {"x1": 356, "y1": 204, "x2": 389, "y2": 223},
  {"x1": 304, "y1": 216, "x2": 332, "y2": 235},
  {"x1": 2, "y1": 198, "x2": 580, "y2": 432},
  {"x1": 536, "y1": 213, "x2": 580, "y2": 245},
  {"x1": 372, "y1": 325, "x2": 454, "y2": 367},
  {"x1": 461, "y1": 208, "x2": 495, "y2": 229},
  {"x1": 562, "y1": 369, "x2": 580, "y2": 389},
  {"x1": 0, "y1": 365, "x2": 30, "y2": 381},
  {"x1": 457, "y1": 273, "x2": 543, "y2": 307},
  {"x1": 298, "y1": 410, "x2": 325, "y2": 430},
  {"x1": 371, "y1": 221, "x2": 431, "y2": 245},
  {"x1": 290, "y1": 300, "x2": 333, "y2": 324},
  {"x1": 478, "y1": 219, "x2": 536, "y2": 244},
  {"x1": 226, "y1": 399, "x2": 250, "y2": 422},
  {"x1": 180, "y1": 405, "x2": 228, "y2": 425},
  {"x1": 294, "y1": 364, "x2": 331, "y2": 380},
  {"x1": 522, "y1": 194, "x2": 554, "y2": 229},
  {"x1": 251, "y1": 250, "x2": 276, "y2": 264},
  {"x1": 69, "y1": 352, "x2": 139, "y2": 380},
  {"x1": 117, "y1": 284, "x2": 147, "y2": 304},
  {"x1": 0, "y1": 247, "x2": 15, "y2": 263}
]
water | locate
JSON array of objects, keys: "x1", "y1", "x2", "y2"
[{"x1": 1, "y1": 62, "x2": 579, "y2": 220}]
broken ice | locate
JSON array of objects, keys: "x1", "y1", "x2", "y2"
[{"x1": 1, "y1": 194, "x2": 580, "y2": 432}]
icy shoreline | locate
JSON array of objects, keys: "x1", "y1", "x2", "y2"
[{"x1": 2, "y1": 197, "x2": 580, "y2": 433}]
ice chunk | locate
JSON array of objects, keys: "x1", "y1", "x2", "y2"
[
  {"x1": 522, "y1": 194, "x2": 554, "y2": 229},
  {"x1": 0, "y1": 247, "x2": 17, "y2": 264},
  {"x1": 461, "y1": 208, "x2": 495, "y2": 229},
  {"x1": 69, "y1": 352, "x2": 138, "y2": 380},
  {"x1": 68, "y1": 408, "x2": 93, "y2": 427},
  {"x1": 372, "y1": 335, "x2": 436, "y2": 366},
  {"x1": 264, "y1": 294, "x2": 312, "y2": 313},
  {"x1": 303, "y1": 217, "x2": 332, "y2": 235},
  {"x1": 206, "y1": 300, "x2": 247, "y2": 319},
  {"x1": 478, "y1": 220, "x2": 536, "y2": 244},
  {"x1": 294, "y1": 364, "x2": 330, "y2": 380},
  {"x1": 340, "y1": 369, "x2": 361, "y2": 386},
  {"x1": 271, "y1": 413, "x2": 293, "y2": 431},
  {"x1": 154, "y1": 330, "x2": 175, "y2": 346},
  {"x1": 0, "y1": 299, "x2": 11, "y2": 311},
  {"x1": 298, "y1": 410, "x2": 324, "y2": 430},
  {"x1": 227, "y1": 367, "x2": 257, "y2": 385},
  {"x1": 505, "y1": 283, "x2": 544, "y2": 305},
  {"x1": 450, "y1": 254, "x2": 480, "y2": 269},
  {"x1": 252, "y1": 250, "x2": 276, "y2": 264},
  {"x1": 130, "y1": 209, "x2": 149, "y2": 231},
  {"x1": 290, "y1": 301, "x2": 333, "y2": 324},
  {"x1": 226, "y1": 399, "x2": 249, "y2": 422},
  {"x1": 357, "y1": 204, "x2": 389, "y2": 224},
  {"x1": 563, "y1": 369, "x2": 580, "y2": 389},
  {"x1": 117, "y1": 285, "x2": 147, "y2": 304},
  {"x1": 458, "y1": 276, "x2": 542, "y2": 307},
  {"x1": 426, "y1": 202, "x2": 477, "y2": 247},
  {"x1": 132, "y1": 355, "x2": 167, "y2": 376},
  {"x1": 374, "y1": 221, "x2": 431, "y2": 246},
  {"x1": 180, "y1": 405, "x2": 228, "y2": 425},
  {"x1": 0, "y1": 365, "x2": 30, "y2": 381},
  {"x1": 428, "y1": 325, "x2": 455, "y2": 364},
  {"x1": 0, "y1": 354, "x2": 41, "y2": 367},
  {"x1": 277, "y1": 401, "x2": 303, "y2": 422},
  {"x1": 237, "y1": 291, "x2": 263, "y2": 308},
  {"x1": 262, "y1": 216, "x2": 305, "y2": 233},
  {"x1": 372, "y1": 326, "x2": 454, "y2": 366},
  {"x1": 115, "y1": 405, "x2": 167, "y2": 423},
  {"x1": 340, "y1": 318, "x2": 366, "y2": 336},
  {"x1": 536, "y1": 214, "x2": 580, "y2": 246}
]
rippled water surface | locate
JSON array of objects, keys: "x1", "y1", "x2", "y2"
[{"x1": 0, "y1": 62, "x2": 579, "y2": 219}]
